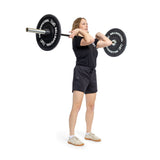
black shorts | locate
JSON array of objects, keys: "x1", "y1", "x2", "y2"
[{"x1": 72, "y1": 65, "x2": 97, "y2": 94}]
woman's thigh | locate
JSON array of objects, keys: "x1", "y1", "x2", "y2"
[{"x1": 72, "y1": 91, "x2": 84, "y2": 109}]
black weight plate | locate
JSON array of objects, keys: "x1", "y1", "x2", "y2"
[
  {"x1": 36, "y1": 14, "x2": 61, "y2": 51},
  {"x1": 104, "y1": 28, "x2": 127, "y2": 57}
]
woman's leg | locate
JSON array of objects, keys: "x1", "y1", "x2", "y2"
[
  {"x1": 69, "y1": 91, "x2": 84, "y2": 136},
  {"x1": 85, "y1": 93, "x2": 96, "y2": 133}
]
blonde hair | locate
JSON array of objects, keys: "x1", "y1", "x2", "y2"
[{"x1": 72, "y1": 17, "x2": 86, "y2": 31}]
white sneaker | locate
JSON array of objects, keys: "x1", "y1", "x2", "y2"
[
  {"x1": 85, "y1": 133, "x2": 101, "y2": 142},
  {"x1": 68, "y1": 136, "x2": 84, "y2": 146}
]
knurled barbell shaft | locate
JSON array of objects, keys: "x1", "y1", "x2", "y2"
[{"x1": 26, "y1": 27, "x2": 70, "y2": 37}]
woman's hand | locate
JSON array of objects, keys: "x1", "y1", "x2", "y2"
[
  {"x1": 96, "y1": 32, "x2": 112, "y2": 48},
  {"x1": 96, "y1": 32, "x2": 107, "y2": 40},
  {"x1": 69, "y1": 29, "x2": 80, "y2": 38},
  {"x1": 69, "y1": 28, "x2": 94, "y2": 46}
]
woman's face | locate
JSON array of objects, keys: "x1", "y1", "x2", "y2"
[{"x1": 79, "y1": 19, "x2": 88, "y2": 32}]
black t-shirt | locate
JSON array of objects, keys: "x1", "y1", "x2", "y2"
[{"x1": 72, "y1": 36, "x2": 99, "y2": 68}]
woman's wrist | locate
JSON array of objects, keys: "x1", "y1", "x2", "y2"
[{"x1": 78, "y1": 29, "x2": 89, "y2": 37}]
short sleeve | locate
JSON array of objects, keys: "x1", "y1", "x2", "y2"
[{"x1": 73, "y1": 36, "x2": 83, "y2": 48}]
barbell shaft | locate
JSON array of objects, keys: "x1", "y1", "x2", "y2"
[
  {"x1": 26, "y1": 28, "x2": 121, "y2": 47},
  {"x1": 61, "y1": 33, "x2": 70, "y2": 37},
  {"x1": 26, "y1": 27, "x2": 70, "y2": 37}
]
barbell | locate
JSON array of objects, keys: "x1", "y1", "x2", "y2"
[{"x1": 26, "y1": 14, "x2": 127, "y2": 57}]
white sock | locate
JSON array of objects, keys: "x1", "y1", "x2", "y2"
[
  {"x1": 86, "y1": 132, "x2": 91, "y2": 136},
  {"x1": 69, "y1": 135, "x2": 75, "y2": 139}
]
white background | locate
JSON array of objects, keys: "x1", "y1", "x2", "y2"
[{"x1": 0, "y1": 0, "x2": 160, "y2": 159}]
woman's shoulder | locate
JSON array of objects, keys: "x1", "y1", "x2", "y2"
[{"x1": 73, "y1": 36, "x2": 83, "y2": 42}]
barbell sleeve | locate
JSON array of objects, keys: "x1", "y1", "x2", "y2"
[{"x1": 26, "y1": 28, "x2": 48, "y2": 34}]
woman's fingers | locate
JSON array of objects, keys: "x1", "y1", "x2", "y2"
[{"x1": 69, "y1": 30, "x2": 76, "y2": 38}]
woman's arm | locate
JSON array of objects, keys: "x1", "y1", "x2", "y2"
[
  {"x1": 70, "y1": 29, "x2": 95, "y2": 46},
  {"x1": 96, "y1": 32, "x2": 112, "y2": 48}
]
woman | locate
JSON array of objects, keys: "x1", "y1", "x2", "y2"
[{"x1": 68, "y1": 18, "x2": 112, "y2": 146}]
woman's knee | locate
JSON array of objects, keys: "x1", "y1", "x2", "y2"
[
  {"x1": 72, "y1": 103, "x2": 82, "y2": 112},
  {"x1": 86, "y1": 103, "x2": 95, "y2": 111}
]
